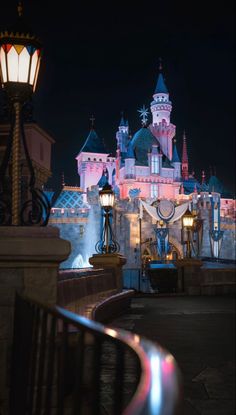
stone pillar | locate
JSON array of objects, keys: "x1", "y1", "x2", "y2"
[
  {"x1": 175, "y1": 259, "x2": 203, "y2": 295},
  {"x1": 0, "y1": 226, "x2": 71, "y2": 415},
  {"x1": 89, "y1": 253, "x2": 126, "y2": 291}
]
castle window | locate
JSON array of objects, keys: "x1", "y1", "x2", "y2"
[
  {"x1": 151, "y1": 184, "x2": 158, "y2": 198},
  {"x1": 99, "y1": 158, "x2": 102, "y2": 161},
  {"x1": 94, "y1": 158, "x2": 96, "y2": 161},
  {"x1": 88, "y1": 158, "x2": 90, "y2": 161},
  {"x1": 151, "y1": 155, "x2": 159, "y2": 174}
]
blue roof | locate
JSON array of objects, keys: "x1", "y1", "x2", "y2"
[
  {"x1": 183, "y1": 178, "x2": 201, "y2": 194},
  {"x1": 131, "y1": 127, "x2": 158, "y2": 166},
  {"x1": 208, "y1": 175, "x2": 233, "y2": 197},
  {"x1": 97, "y1": 168, "x2": 109, "y2": 188},
  {"x1": 125, "y1": 142, "x2": 135, "y2": 159},
  {"x1": 171, "y1": 143, "x2": 180, "y2": 163},
  {"x1": 154, "y1": 73, "x2": 168, "y2": 94},
  {"x1": 80, "y1": 129, "x2": 107, "y2": 153},
  {"x1": 53, "y1": 189, "x2": 85, "y2": 209},
  {"x1": 119, "y1": 115, "x2": 126, "y2": 127}
]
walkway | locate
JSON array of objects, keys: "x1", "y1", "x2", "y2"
[{"x1": 111, "y1": 296, "x2": 235, "y2": 415}]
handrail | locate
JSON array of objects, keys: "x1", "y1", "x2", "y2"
[{"x1": 10, "y1": 293, "x2": 182, "y2": 415}]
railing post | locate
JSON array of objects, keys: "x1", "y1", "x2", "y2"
[
  {"x1": 89, "y1": 253, "x2": 127, "y2": 292},
  {"x1": 0, "y1": 226, "x2": 71, "y2": 415}
]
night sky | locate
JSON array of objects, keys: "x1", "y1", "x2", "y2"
[{"x1": 0, "y1": 1, "x2": 235, "y2": 194}]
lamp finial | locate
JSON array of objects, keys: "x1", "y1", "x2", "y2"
[{"x1": 18, "y1": 1, "x2": 23, "y2": 17}]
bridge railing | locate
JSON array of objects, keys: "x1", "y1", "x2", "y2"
[{"x1": 10, "y1": 293, "x2": 182, "y2": 415}]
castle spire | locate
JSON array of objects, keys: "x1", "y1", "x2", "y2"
[
  {"x1": 154, "y1": 59, "x2": 168, "y2": 94},
  {"x1": 201, "y1": 170, "x2": 206, "y2": 185},
  {"x1": 181, "y1": 131, "x2": 189, "y2": 180},
  {"x1": 119, "y1": 111, "x2": 126, "y2": 127},
  {"x1": 90, "y1": 114, "x2": 95, "y2": 130},
  {"x1": 172, "y1": 139, "x2": 180, "y2": 163}
]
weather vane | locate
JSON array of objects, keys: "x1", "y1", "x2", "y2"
[{"x1": 138, "y1": 105, "x2": 149, "y2": 126}]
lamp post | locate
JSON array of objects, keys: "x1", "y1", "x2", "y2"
[
  {"x1": 95, "y1": 183, "x2": 120, "y2": 254},
  {"x1": 0, "y1": 3, "x2": 50, "y2": 226},
  {"x1": 182, "y1": 208, "x2": 194, "y2": 258}
]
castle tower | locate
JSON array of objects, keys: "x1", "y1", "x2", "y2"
[
  {"x1": 181, "y1": 131, "x2": 189, "y2": 180},
  {"x1": 150, "y1": 62, "x2": 175, "y2": 161},
  {"x1": 116, "y1": 114, "x2": 129, "y2": 153},
  {"x1": 76, "y1": 118, "x2": 110, "y2": 193},
  {"x1": 124, "y1": 142, "x2": 136, "y2": 179}
]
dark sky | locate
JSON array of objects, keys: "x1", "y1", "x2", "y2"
[{"x1": 1, "y1": 1, "x2": 235, "y2": 193}]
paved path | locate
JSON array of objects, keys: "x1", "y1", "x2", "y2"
[{"x1": 111, "y1": 296, "x2": 235, "y2": 415}]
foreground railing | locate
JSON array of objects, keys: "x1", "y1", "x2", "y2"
[{"x1": 10, "y1": 294, "x2": 182, "y2": 415}]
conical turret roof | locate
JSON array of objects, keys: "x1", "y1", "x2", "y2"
[
  {"x1": 80, "y1": 128, "x2": 107, "y2": 153},
  {"x1": 154, "y1": 73, "x2": 168, "y2": 94},
  {"x1": 172, "y1": 142, "x2": 180, "y2": 163}
]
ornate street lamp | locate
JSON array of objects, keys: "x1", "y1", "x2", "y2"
[
  {"x1": 182, "y1": 208, "x2": 194, "y2": 258},
  {"x1": 95, "y1": 183, "x2": 120, "y2": 254},
  {"x1": 0, "y1": 3, "x2": 50, "y2": 226}
]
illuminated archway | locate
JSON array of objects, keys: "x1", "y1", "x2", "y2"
[{"x1": 169, "y1": 236, "x2": 183, "y2": 259}]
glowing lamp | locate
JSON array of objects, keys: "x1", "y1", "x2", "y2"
[
  {"x1": 0, "y1": 3, "x2": 50, "y2": 227},
  {"x1": 182, "y1": 209, "x2": 194, "y2": 259},
  {"x1": 0, "y1": 4, "x2": 42, "y2": 98},
  {"x1": 182, "y1": 209, "x2": 194, "y2": 228},
  {"x1": 0, "y1": 43, "x2": 41, "y2": 90},
  {"x1": 96, "y1": 183, "x2": 119, "y2": 254},
  {"x1": 99, "y1": 183, "x2": 115, "y2": 210}
]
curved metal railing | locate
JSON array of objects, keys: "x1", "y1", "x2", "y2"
[{"x1": 10, "y1": 294, "x2": 182, "y2": 415}]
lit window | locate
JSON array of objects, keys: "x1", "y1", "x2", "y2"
[
  {"x1": 151, "y1": 155, "x2": 159, "y2": 174},
  {"x1": 151, "y1": 184, "x2": 158, "y2": 198}
]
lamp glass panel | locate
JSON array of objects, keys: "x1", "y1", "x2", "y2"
[
  {"x1": 183, "y1": 216, "x2": 194, "y2": 227},
  {"x1": 29, "y1": 50, "x2": 39, "y2": 85},
  {"x1": 100, "y1": 193, "x2": 114, "y2": 208},
  {"x1": 18, "y1": 47, "x2": 30, "y2": 82},
  {"x1": 7, "y1": 46, "x2": 18, "y2": 81},
  {"x1": 0, "y1": 47, "x2": 7, "y2": 82},
  {"x1": 33, "y1": 56, "x2": 41, "y2": 91}
]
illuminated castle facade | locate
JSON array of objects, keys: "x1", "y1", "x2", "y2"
[
  {"x1": 76, "y1": 70, "x2": 189, "y2": 200},
  {"x1": 49, "y1": 68, "x2": 235, "y2": 269}
]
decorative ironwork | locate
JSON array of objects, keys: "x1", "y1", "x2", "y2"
[
  {"x1": 95, "y1": 209, "x2": 120, "y2": 254},
  {"x1": 0, "y1": 103, "x2": 51, "y2": 226}
]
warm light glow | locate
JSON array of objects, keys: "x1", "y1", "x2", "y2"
[
  {"x1": 0, "y1": 43, "x2": 41, "y2": 89},
  {"x1": 99, "y1": 192, "x2": 115, "y2": 208},
  {"x1": 0, "y1": 47, "x2": 7, "y2": 82},
  {"x1": 105, "y1": 328, "x2": 118, "y2": 338},
  {"x1": 7, "y1": 46, "x2": 18, "y2": 82},
  {"x1": 133, "y1": 334, "x2": 140, "y2": 343},
  {"x1": 33, "y1": 55, "x2": 40, "y2": 91},
  {"x1": 99, "y1": 184, "x2": 115, "y2": 209},
  {"x1": 18, "y1": 47, "x2": 30, "y2": 82},
  {"x1": 182, "y1": 209, "x2": 194, "y2": 228}
]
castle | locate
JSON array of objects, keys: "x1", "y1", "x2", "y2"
[{"x1": 48, "y1": 67, "x2": 235, "y2": 269}]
